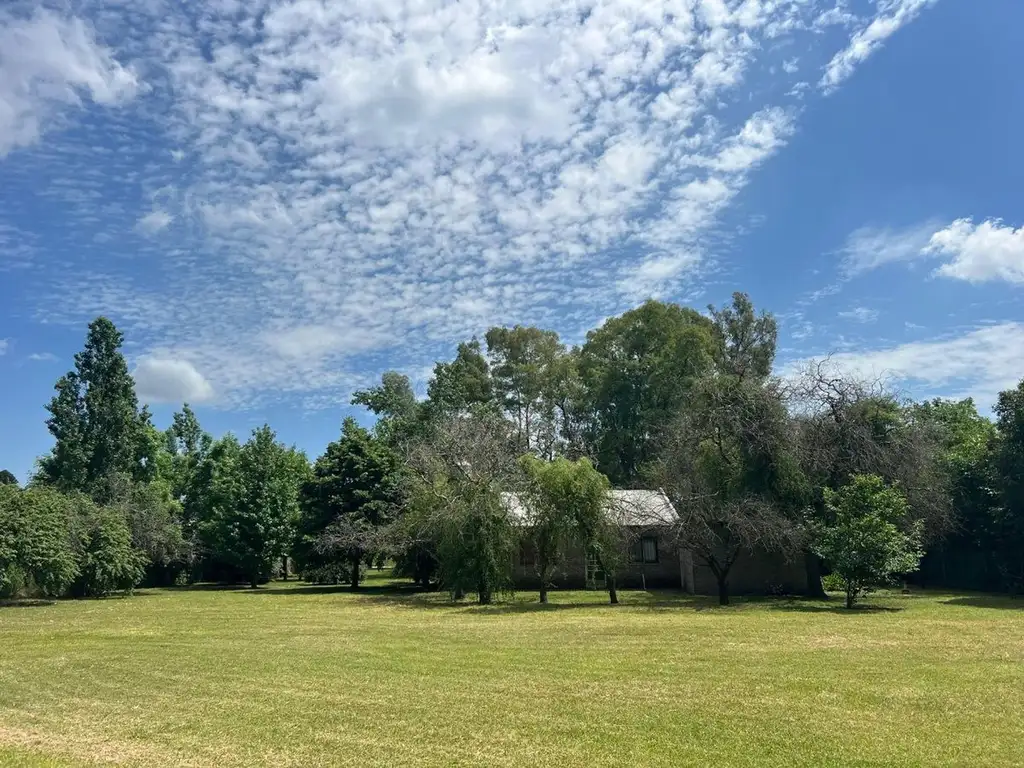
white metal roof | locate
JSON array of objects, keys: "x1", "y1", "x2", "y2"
[{"x1": 503, "y1": 489, "x2": 677, "y2": 528}]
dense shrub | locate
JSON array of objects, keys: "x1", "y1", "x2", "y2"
[
  {"x1": 0, "y1": 485, "x2": 79, "y2": 598},
  {"x1": 106, "y1": 476, "x2": 188, "y2": 585},
  {"x1": 72, "y1": 500, "x2": 147, "y2": 597}
]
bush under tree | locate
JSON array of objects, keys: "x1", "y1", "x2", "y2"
[{"x1": 71, "y1": 497, "x2": 148, "y2": 598}]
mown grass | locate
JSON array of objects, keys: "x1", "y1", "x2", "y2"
[{"x1": 1, "y1": 573, "x2": 1022, "y2": 767}]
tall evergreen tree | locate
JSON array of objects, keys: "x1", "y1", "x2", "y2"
[
  {"x1": 38, "y1": 317, "x2": 149, "y2": 495},
  {"x1": 708, "y1": 292, "x2": 778, "y2": 382},
  {"x1": 296, "y1": 419, "x2": 401, "y2": 588}
]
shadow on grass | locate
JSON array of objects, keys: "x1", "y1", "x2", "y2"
[
  {"x1": 246, "y1": 582, "x2": 426, "y2": 597},
  {"x1": 767, "y1": 600, "x2": 903, "y2": 614},
  {"x1": 941, "y1": 595, "x2": 1022, "y2": 610},
  {"x1": 0, "y1": 598, "x2": 57, "y2": 609},
  {"x1": 163, "y1": 583, "x2": 255, "y2": 592},
  {"x1": 358, "y1": 590, "x2": 753, "y2": 614},
  {"x1": 217, "y1": 578, "x2": 928, "y2": 614}
]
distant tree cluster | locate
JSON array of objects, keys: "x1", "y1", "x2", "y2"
[{"x1": 4, "y1": 295, "x2": 1024, "y2": 608}]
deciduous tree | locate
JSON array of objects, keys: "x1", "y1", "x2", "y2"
[
  {"x1": 199, "y1": 427, "x2": 299, "y2": 588},
  {"x1": 991, "y1": 381, "x2": 1024, "y2": 592},
  {"x1": 811, "y1": 474, "x2": 924, "y2": 608},
  {"x1": 485, "y1": 326, "x2": 565, "y2": 456},
  {"x1": 0, "y1": 485, "x2": 79, "y2": 598},
  {"x1": 519, "y1": 456, "x2": 610, "y2": 603},
  {"x1": 405, "y1": 413, "x2": 521, "y2": 604},
  {"x1": 579, "y1": 300, "x2": 716, "y2": 484},
  {"x1": 653, "y1": 375, "x2": 806, "y2": 605}
]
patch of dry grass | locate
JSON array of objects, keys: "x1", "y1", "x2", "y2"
[{"x1": 1, "y1": 575, "x2": 1022, "y2": 767}]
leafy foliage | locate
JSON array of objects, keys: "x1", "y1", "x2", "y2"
[
  {"x1": 198, "y1": 427, "x2": 300, "y2": 587},
  {"x1": 38, "y1": 318, "x2": 154, "y2": 497},
  {"x1": 653, "y1": 375, "x2": 806, "y2": 604},
  {"x1": 426, "y1": 339, "x2": 495, "y2": 417},
  {"x1": 485, "y1": 326, "x2": 566, "y2": 456},
  {"x1": 519, "y1": 456, "x2": 611, "y2": 603},
  {"x1": 991, "y1": 382, "x2": 1024, "y2": 592},
  {"x1": 812, "y1": 475, "x2": 924, "y2": 608},
  {"x1": 405, "y1": 413, "x2": 522, "y2": 604},
  {"x1": 296, "y1": 418, "x2": 400, "y2": 587},
  {"x1": 0, "y1": 485, "x2": 79, "y2": 598},
  {"x1": 105, "y1": 475, "x2": 187, "y2": 582},
  {"x1": 72, "y1": 498, "x2": 148, "y2": 598},
  {"x1": 578, "y1": 300, "x2": 716, "y2": 484},
  {"x1": 352, "y1": 372, "x2": 425, "y2": 449}
]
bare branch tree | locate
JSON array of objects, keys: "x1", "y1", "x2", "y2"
[{"x1": 650, "y1": 375, "x2": 805, "y2": 605}]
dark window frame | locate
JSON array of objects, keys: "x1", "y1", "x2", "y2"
[{"x1": 639, "y1": 535, "x2": 659, "y2": 564}]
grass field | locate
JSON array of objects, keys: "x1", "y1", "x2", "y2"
[{"x1": 1, "y1": 574, "x2": 1023, "y2": 767}]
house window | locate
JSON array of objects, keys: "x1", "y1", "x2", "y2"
[{"x1": 638, "y1": 536, "x2": 658, "y2": 564}]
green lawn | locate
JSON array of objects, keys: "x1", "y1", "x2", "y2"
[{"x1": 1, "y1": 574, "x2": 1022, "y2": 767}]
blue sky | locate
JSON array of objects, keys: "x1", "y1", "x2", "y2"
[{"x1": 2, "y1": 0, "x2": 1023, "y2": 482}]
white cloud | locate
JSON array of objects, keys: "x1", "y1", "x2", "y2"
[
  {"x1": 261, "y1": 325, "x2": 382, "y2": 361},
  {"x1": 820, "y1": 0, "x2": 938, "y2": 92},
  {"x1": 133, "y1": 357, "x2": 214, "y2": 404},
  {"x1": 840, "y1": 222, "x2": 938, "y2": 275},
  {"x1": 840, "y1": 218, "x2": 1024, "y2": 285},
  {"x1": 838, "y1": 307, "x2": 879, "y2": 323},
  {"x1": 799, "y1": 323, "x2": 1024, "y2": 411},
  {"x1": 620, "y1": 251, "x2": 702, "y2": 300},
  {"x1": 0, "y1": 9, "x2": 139, "y2": 156},
  {"x1": 924, "y1": 219, "x2": 1024, "y2": 284},
  {"x1": 21, "y1": 1, "x2": 931, "y2": 408},
  {"x1": 0, "y1": 338, "x2": 8, "y2": 356},
  {"x1": 28, "y1": 351, "x2": 57, "y2": 362},
  {"x1": 136, "y1": 210, "x2": 172, "y2": 235}
]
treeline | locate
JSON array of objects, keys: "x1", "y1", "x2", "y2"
[{"x1": 2, "y1": 296, "x2": 1023, "y2": 607}]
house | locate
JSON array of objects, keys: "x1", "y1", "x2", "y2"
[{"x1": 505, "y1": 489, "x2": 807, "y2": 595}]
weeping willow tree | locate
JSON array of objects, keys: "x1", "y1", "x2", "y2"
[{"x1": 404, "y1": 412, "x2": 522, "y2": 604}]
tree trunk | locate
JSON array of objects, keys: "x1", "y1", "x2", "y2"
[
  {"x1": 478, "y1": 581, "x2": 492, "y2": 605},
  {"x1": 282, "y1": 556, "x2": 289, "y2": 581},
  {"x1": 454, "y1": 586, "x2": 465, "y2": 601},
  {"x1": 539, "y1": 556, "x2": 549, "y2": 604},
  {"x1": 607, "y1": 574, "x2": 618, "y2": 605},
  {"x1": 845, "y1": 587, "x2": 855, "y2": 609},
  {"x1": 250, "y1": 574, "x2": 258, "y2": 590},
  {"x1": 717, "y1": 574, "x2": 730, "y2": 606},
  {"x1": 803, "y1": 550, "x2": 827, "y2": 598},
  {"x1": 350, "y1": 555, "x2": 361, "y2": 589}
]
